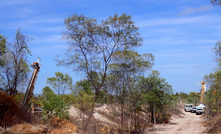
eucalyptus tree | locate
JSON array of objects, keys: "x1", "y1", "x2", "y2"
[
  {"x1": 47, "y1": 72, "x2": 73, "y2": 95},
  {"x1": 0, "y1": 30, "x2": 31, "y2": 96},
  {"x1": 139, "y1": 70, "x2": 173, "y2": 124},
  {"x1": 109, "y1": 50, "x2": 154, "y2": 130},
  {"x1": 56, "y1": 13, "x2": 143, "y2": 130}
]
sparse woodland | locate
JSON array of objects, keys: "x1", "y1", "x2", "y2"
[{"x1": 1, "y1": 8, "x2": 220, "y2": 133}]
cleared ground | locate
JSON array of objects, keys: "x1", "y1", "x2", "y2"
[{"x1": 145, "y1": 110, "x2": 206, "y2": 134}]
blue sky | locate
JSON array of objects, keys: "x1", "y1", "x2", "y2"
[{"x1": 0, "y1": 0, "x2": 220, "y2": 94}]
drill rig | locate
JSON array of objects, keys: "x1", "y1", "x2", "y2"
[
  {"x1": 196, "y1": 81, "x2": 206, "y2": 103},
  {"x1": 22, "y1": 59, "x2": 41, "y2": 106}
]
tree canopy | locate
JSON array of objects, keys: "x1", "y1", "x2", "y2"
[
  {"x1": 0, "y1": 29, "x2": 31, "y2": 96},
  {"x1": 47, "y1": 72, "x2": 73, "y2": 95}
]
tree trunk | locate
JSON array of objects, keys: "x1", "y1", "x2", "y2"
[
  {"x1": 153, "y1": 103, "x2": 156, "y2": 125},
  {"x1": 121, "y1": 104, "x2": 124, "y2": 131},
  {"x1": 3, "y1": 116, "x2": 6, "y2": 130},
  {"x1": 82, "y1": 110, "x2": 85, "y2": 129},
  {"x1": 83, "y1": 94, "x2": 98, "y2": 131},
  {"x1": 134, "y1": 112, "x2": 137, "y2": 131}
]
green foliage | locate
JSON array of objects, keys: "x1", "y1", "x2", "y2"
[
  {"x1": 110, "y1": 50, "x2": 154, "y2": 73},
  {"x1": 0, "y1": 34, "x2": 6, "y2": 66},
  {"x1": 74, "y1": 90, "x2": 94, "y2": 113},
  {"x1": 186, "y1": 92, "x2": 200, "y2": 105},
  {"x1": 203, "y1": 41, "x2": 221, "y2": 130},
  {"x1": 96, "y1": 90, "x2": 109, "y2": 104},
  {"x1": 47, "y1": 72, "x2": 73, "y2": 95},
  {"x1": 62, "y1": 94, "x2": 75, "y2": 105},
  {"x1": 178, "y1": 92, "x2": 188, "y2": 99},
  {"x1": 56, "y1": 13, "x2": 143, "y2": 97},
  {"x1": 56, "y1": 14, "x2": 145, "y2": 131},
  {"x1": 73, "y1": 79, "x2": 93, "y2": 95},
  {"x1": 139, "y1": 70, "x2": 173, "y2": 123},
  {"x1": 42, "y1": 86, "x2": 70, "y2": 120}
]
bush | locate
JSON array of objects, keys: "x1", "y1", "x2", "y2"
[
  {"x1": 42, "y1": 86, "x2": 70, "y2": 123},
  {"x1": 0, "y1": 91, "x2": 19, "y2": 129}
]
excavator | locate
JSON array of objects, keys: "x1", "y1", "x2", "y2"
[{"x1": 22, "y1": 58, "x2": 41, "y2": 107}]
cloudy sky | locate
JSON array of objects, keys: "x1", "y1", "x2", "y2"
[{"x1": 0, "y1": 0, "x2": 220, "y2": 94}]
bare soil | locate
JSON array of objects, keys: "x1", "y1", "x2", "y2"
[{"x1": 145, "y1": 110, "x2": 206, "y2": 134}]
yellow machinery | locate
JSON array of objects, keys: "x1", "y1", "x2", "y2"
[
  {"x1": 22, "y1": 59, "x2": 41, "y2": 106},
  {"x1": 196, "y1": 81, "x2": 206, "y2": 103}
]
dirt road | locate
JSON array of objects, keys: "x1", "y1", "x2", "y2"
[{"x1": 145, "y1": 110, "x2": 206, "y2": 134}]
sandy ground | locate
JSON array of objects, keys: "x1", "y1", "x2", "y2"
[
  {"x1": 145, "y1": 110, "x2": 206, "y2": 134},
  {"x1": 69, "y1": 105, "x2": 116, "y2": 125}
]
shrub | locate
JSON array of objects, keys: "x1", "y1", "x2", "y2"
[
  {"x1": 42, "y1": 86, "x2": 70, "y2": 123},
  {"x1": 0, "y1": 91, "x2": 19, "y2": 129}
]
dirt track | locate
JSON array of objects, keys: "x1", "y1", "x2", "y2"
[{"x1": 145, "y1": 110, "x2": 206, "y2": 134}]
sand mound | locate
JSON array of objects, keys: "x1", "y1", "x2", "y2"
[
  {"x1": 68, "y1": 105, "x2": 116, "y2": 126},
  {"x1": 69, "y1": 106, "x2": 87, "y2": 118},
  {"x1": 95, "y1": 104, "x2": 112, "y2": 114},
  {"x1": 93, "y1": 111, "x2": 116, "y2": 125}
]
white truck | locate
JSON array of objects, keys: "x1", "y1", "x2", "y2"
[
  {"x1": 196, "y1": 108, "x2": 204, "y2": 115},
  {"x1": 184, "y1": 104, "x2": 193, "y2": 112}
]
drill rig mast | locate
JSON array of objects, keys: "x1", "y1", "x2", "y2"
[
  {"x1": 22, "y1": 58, "x2": 41, "y2": 106},
  {"x1": 196, "y1": 81, "x2": 206, "y2": 103}
]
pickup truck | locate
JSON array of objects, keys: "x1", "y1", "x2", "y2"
[{"x1": 184, "y1": 104, "x2": 193, "y2": 112}]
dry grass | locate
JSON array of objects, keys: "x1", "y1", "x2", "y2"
[
  {"x1": 50, "y1": 118, "x2": 78, "y2": 134},
  {"x1": 204, "y1": 114, "x2": 221, "y2": 133},
  {"x1": 8, "y1": 123, "x2": 46, "y2": 134},
  {"x1": 6, "y1": 118, "x2": 77, "y2": 134}
]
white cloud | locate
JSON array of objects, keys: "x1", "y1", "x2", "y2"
[
  {"x1": 136, "y1": 14, "x2": 219, "y2": 27},
  {"x1": 179, "y1": 5, "x2": 213, "y2": 16}
]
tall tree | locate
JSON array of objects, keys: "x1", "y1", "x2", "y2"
[
  {"x1": 56, "y1": 13, "x2": 143, "y2": 131},
  {"x1": 0, "y1": 29, "x2": 31, "y2": 96},
  {"x1": 47, "y1": 72, "x2": 73, "y2": 95},
  {"x1": 139, "y1": 70, "x2": 173, "y2": 124},
  {"x1": 109, "y1": 50, "x2": 154, "y2": 130}
]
